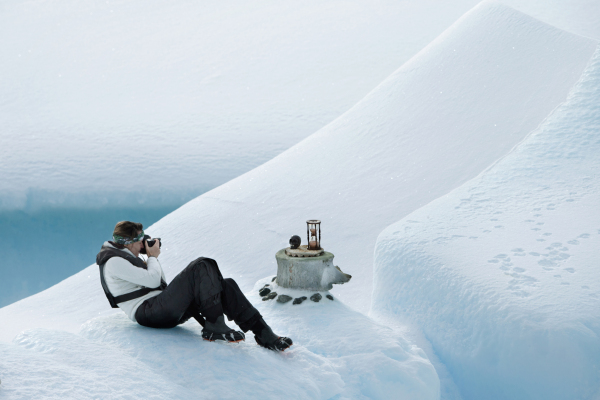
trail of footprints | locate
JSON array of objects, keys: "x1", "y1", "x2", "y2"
[{"x1": 484, "y1": 202, "x2": 598, "y2": 294}]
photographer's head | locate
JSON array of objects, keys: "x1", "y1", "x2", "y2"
[{"x1": 113, "y1": 221, "x2": 145, "y2": 257}]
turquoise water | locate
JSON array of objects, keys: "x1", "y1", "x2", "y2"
[{"x1": 0, "y1": 206, "x2": 179, "y2": 307}]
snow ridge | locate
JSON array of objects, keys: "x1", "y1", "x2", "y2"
[
  {"x1": 0, "y1": 0, "x2": 596, "y2": 337},
  {"x1": 0, "y1": 2, "x2": 598, "y2": 398},
  {"x1": 372, "y1": 46, "x2": 600, "y2": 399}
]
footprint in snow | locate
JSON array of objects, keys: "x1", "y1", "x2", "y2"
[
  {"x1": 512, "y1": 248, "x2": 526, "y2": 256},
  {"x1": 567, "y1": 240, "x2": 580, "y2": 245},
  {"x1": 538, "y1": 259, "x2": 556, "y2": 269},
  {"x1": 507, "y1": 273, "x2": 538, "y2": 296},
  {"x1": 579, "y1": 233, "x2": 590, "y2": 239},
  {"x1": 564, "y1": 268, "x2": 575, "y2": 273}
]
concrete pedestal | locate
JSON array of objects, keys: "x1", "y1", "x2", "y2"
[{"x1": 275, "y1": 248, "x2": 351, "y2": 291}]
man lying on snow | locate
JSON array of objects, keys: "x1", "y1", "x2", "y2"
[{"x1": 96, "y1": 221, "x2": 292, "y2": 351}]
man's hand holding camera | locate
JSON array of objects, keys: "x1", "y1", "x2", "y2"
[{"x1": 145, "y1": 238, "x2": 161, "y2": 258}]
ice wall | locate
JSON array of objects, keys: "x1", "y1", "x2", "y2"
[{"x1": 372, "y1": 47, "x2": 600, "y2": 400}]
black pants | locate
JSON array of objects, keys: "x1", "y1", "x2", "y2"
[{"x1": 135, "y1": 257, "x2": 260, "y2": 330}]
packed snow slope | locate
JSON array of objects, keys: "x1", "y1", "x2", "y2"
[
  {"x1": 0, "y1": 276, "x2": 439, "y2": 399},
  {"x1": 0, "y1": 1, "x2": 596, "y2": 339},
  {"x1": 0, "y1": 0, "x2": 476, "y2": 211},
  {"x1": 372, "y1": 46, "x2": 600, "y2": 399},
  {"x1": 1, "y1": 0, "x2": 600, "y2": 211}
]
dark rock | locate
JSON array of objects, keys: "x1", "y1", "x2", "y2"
[
  {"x1": 259, "y1": 287, "x2": 271, "y2": 297},
  {"x1": 277, "y1": 295, "x2": 292, "y2": 304},
  {"x1": 293, "y1": 296, "x2": 307, "y2": 305},
  {"x1": 326, "y1": 294, "x2": 334, "y2": 301},
  {"x1": 271, "y1": 276, "x2": 277, "y2": 282},
  {"x1": 262, "y1": 292, "x2": 277, "y2": 301},
  {"x1": 310, "y1": 293, "x2": 322, "y2": 302}
]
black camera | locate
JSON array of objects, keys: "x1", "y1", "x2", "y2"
[{"x1": 140, "y1": 234, "x2": 162, "y2": 254}]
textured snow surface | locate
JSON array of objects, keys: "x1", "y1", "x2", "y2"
[
  {"x1": 1, "y1": 0, "x2": 599, "y2": 210},
  {"x1": 0, "y1": 0, "x2": 469, "y2": 210},
  {"x1": 373, "y1": 47, "x2": 600, "y2": 399},
  {"x1": 0, "y1": 0, "x2": 595, "y2": 332},
  {"x1": 114, "y1": 1, "x2": 597, "y2": 315},
  {"x1": 0, "y1": 276, "x2": 439, "y2": 400},
  {"x1": 1, "y1": 2, "x2": 599, "y2": 398}
]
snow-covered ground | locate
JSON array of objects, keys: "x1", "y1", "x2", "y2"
[
  {"x1": 1, "y1": 0, "x2": 599, "y2": 210},
  {"x1": 3, "y1": 0, "x2": 600, "y2": 309},
  {"x1": 2, "y1": 0, "x2": 595, "y2": 330},
  {"x1": 0, "y1": 277, "x2": 439, "y2": 399},
  {"x1": 373, "y1": 45, "x2": 600, "y2": 400},
  {"x1": 0, "y1": 0, "x2": 473, "y2": 210},
  {"x1": 2, "y1": 1, "x2": 600, "y2": 399}
]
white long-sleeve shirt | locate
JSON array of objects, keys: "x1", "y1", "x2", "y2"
[{"x1": 102, "y1": 241, "x2": 166, "y2": 322}]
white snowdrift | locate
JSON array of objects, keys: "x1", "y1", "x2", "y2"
[
  {"x1": 0, "y1": 2, "x2": 596, "y2": 343},
  {"x1": 0, "y1": 277, "x2": 439, "y2": 400},
  {"x1": 0, "y1": 0, "x2": 480, "y2": 211},
  {"x1": 372, "y1": 47, "x2": 600, "y2": 399},
  {"x1": 2, "y1": 0, "x2": 600, "y2": 210},
  {"x1": 126, "y1": 1, "x2": 598, "y2": 314},
  {"x1": 0, "y1": 2, "x2": 598, "y2": 397}
]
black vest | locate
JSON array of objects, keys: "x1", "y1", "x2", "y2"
[{"x1": 96, "y1": 245, "x2": 167, "y2": 308}]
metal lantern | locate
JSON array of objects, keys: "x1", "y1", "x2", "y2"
[{"x1": 306, "y1": 220, "x2": 321, "y2": 250}]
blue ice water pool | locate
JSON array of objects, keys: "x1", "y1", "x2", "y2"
[{"x1": 0, "y1": 206, "x2": 179, "y2": 307}]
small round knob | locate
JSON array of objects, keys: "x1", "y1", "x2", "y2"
[{"x1": 289, "y1": 235, "x2": 301, "y2": 249}]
